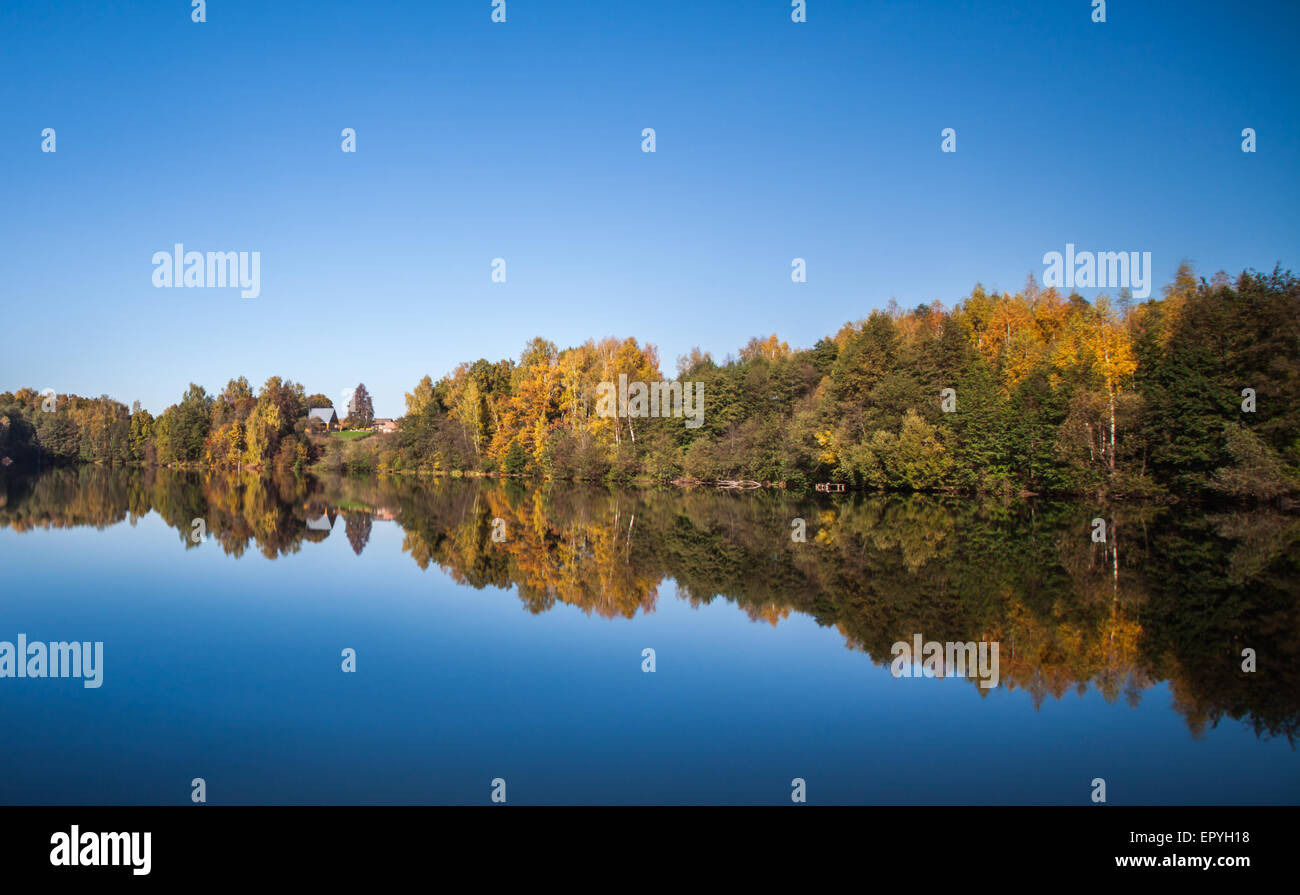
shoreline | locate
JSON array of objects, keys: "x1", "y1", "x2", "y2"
[{"x1": 6, "y1": 459, "x2": 1298, "y2": 508}]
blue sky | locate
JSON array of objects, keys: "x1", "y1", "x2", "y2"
[{"x1": 3, "y1": 0, "x2": 1297, "y2": 417}]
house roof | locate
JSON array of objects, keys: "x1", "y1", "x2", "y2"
[{"x1": 308, "y1": 408, "x2": 337, "y2": 423}]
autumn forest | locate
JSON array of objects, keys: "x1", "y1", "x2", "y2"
[{"x1": 3, "y1": 263, "x2": 1298, "y2": 500}]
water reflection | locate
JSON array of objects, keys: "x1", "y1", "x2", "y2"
[{"x1": 2, "y1": 466, "x2": 1296, "y2": 745}]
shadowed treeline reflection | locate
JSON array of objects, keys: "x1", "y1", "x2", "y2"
[{"x1": 2, "y1": 466, "x2": 1296, "y2": 744}]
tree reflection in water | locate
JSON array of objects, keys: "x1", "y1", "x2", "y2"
[{"x1": 2, "y1": 466, "x2": 1296, "y2": 744}]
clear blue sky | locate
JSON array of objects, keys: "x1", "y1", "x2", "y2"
[{"x1": 3, "y1": 0, "x2": 1297, "y2": 417}]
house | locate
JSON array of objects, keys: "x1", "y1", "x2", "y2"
[
  {"x1": 373, "y1": 418, "x2": 398, "y2": 433},
  {"x1": 308, "y1": 408, "x2": 339, "y2": 433}
]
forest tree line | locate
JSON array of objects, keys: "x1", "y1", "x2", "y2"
[{"x1": 2, "y1": 263, "x2": 1297, "y2": 498}]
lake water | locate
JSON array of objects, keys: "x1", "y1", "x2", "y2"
[{"x1": 1, "y1": 467, "x2": 1295, "y2": 805}]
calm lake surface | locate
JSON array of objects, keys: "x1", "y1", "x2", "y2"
[{"x1": 1, "y1": 467, "x2": 1296, "y2": 805}]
